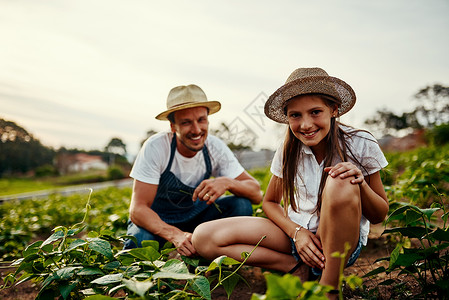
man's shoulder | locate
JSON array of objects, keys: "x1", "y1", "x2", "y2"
[
  {"x1": 144, "y1": 132, "x2": 172, "y2": 147},
  {"x1": 206, "y1": 134, "x2": 230, "y2": 151}
]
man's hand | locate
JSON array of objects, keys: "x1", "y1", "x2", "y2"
[
  {"x1": 192, "y1": 177, "x2": 229, "y2": 205},
  {"x1": 172, "y1": 231, "x2": 197, "y2": 257}
]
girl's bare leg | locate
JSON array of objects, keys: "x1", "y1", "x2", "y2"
[
  {"x1": 192, "y1": 216, "x2": 299, "y2": 273},
  {"x1": 317, "y1": 176, "x2": 362, "y2": 296}
]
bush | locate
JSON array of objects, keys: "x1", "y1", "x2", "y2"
[
  {"x1": 107, "y1": 165, "x2": 125, "y2": 180},
  {"x1": 427, "y1": 123, "x2": 449, "y2": 146},
  {"x1": 34, "y1": 164, "x2": 58, "y2": 177}
]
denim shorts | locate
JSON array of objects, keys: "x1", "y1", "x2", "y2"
[{"x1": 290, "y1": 236, "x2": 363, "y2": 277}]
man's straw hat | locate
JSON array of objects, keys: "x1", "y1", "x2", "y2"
[
  {"x1": 155, "y1": 84, "x2": 221, "y2": 121},
  {"x1": 264, "y1": 67, "x2": 356, "y2": 124}
]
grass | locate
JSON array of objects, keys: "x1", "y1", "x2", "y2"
[
  {"x1": 0, "y1": 170, "x2": 111, "y2": 196},
  {"x1": 0, "y1": 178, "x2": 58, "y2": 196}
]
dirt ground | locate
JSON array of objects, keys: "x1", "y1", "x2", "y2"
[{"x1": 0, "y1": 224, "x2": 420, "y2": 300}]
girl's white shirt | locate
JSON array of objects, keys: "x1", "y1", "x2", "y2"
[
  {"x1": 130, "y1": 132, "x2": 244, "y2": 187},
  {"x1": 270, "y1": 126, "x2": 388, "y2": 246}
]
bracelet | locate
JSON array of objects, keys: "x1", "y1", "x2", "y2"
[{"x1": 292, "y1": 226, "x2": 302, "y2": 242}]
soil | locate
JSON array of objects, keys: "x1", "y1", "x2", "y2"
[{"x1": 0, "y1": 224, "x2": 420, "y2": 300}]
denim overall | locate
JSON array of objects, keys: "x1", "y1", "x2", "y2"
[
  {"x1": 150, "y1": 135, "x2": 211, "y2": 223},
  {"x1": 124, "y1": 135, "x2": 253, "y2": 249}
]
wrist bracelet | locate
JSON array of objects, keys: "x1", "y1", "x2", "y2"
[{"x1": 292, "y1": 226, "x2": 302, "y2": 243}]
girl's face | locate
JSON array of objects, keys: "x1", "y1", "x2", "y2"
[{"x1": 286, "y1": 95, "x2": 338, "y2": 154}]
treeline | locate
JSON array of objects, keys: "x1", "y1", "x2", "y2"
[{"x1": 0, "y1": 119, "x2": 130, "y2": 177}]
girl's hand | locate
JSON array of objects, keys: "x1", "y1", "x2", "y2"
[
  {"x1": 294, "y1": 228, "x2": 325, "y2": 269},
  {"x1": 324, "y1": 162, "x2": 364, "y2": 185}
]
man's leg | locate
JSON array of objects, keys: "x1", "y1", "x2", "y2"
[{"x1": 195, "y1": 195, "x2": 253, "y2": 224}]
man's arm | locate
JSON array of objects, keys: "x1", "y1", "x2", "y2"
[
  {"x1": 129, "y1": 179, "x2": 197, "y2": 256},
  {"x1": 192, "y1": 170, "x2": 263, "y2": 205}
]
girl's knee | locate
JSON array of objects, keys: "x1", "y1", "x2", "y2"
[
  {"x1": 192, "y1": 221, "x2": 220, "y2": 258},
  {"x1": 323, "y1": 176, "x2": 360, "y2": 209}
]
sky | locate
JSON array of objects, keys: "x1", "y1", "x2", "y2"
[{"x1": 1, "y1": 0, "x2": 448, "y2": 158}]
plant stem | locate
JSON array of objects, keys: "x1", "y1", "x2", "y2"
[{"x1": 211, "y1": 235, "x2": 266, "y2": 292}]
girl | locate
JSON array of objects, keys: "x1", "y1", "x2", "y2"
[{"x1": 192, "y1": 67, "x2": 389, "y2": 297}]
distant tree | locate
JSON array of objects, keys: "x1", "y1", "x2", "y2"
[
  {"x1": 104, "y1": 137, "x2": 127, "y2": 166},
  {"x1": 413, "y1": 83, "x2": 449, "y2": 127},
  {"x1": 211, "y1": 122, "x2": 255, "y2": 151},
  {"x1": 364, "y1": 84, "x2": 449, "y2": 136},
  {"x1": 105, "y1": 137, "x2": 127, "y2": 156},
  {"x1": 0, "y1": 119, "x2": 55, "y2": 176}
]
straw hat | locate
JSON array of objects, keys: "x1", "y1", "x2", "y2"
[
  {"x1": 264, "y1": 67, "x2": 356, "y2": 123},
  {"x1": 155, "y1": 84, "x2": 221, "y2": 120}
]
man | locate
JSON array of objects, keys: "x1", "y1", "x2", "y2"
[{"x1": 124, "y1": 84, "x2": 263, "y2": 256}]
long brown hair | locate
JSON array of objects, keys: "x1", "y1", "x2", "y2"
[{"x1": 280, "y1": 94, "x2": 369, "y2": 216}]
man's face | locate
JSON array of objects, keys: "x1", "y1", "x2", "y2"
[{"x1": 170, "y1": 106, "x2": 209, "y2": 157}]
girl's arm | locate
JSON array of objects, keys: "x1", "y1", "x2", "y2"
[
  {"x1": 359, "y1": 171, "x2": 389, "y2": 224},
  {"x1": 263, "y1": 175, "x2": 325, "y2": 269}
]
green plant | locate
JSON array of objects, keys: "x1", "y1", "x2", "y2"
[
  {"x1": 365, "y1": 192, "x2": 449, "y2": 299},
  {"x1": 1, "y1": 190, "x2": 266, "y2": 299},
  {"x1": 251, "y1": 243, "x2": 363, "y2": 300}
]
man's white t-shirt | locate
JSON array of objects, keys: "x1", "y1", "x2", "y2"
[
  {"x1": 270, "y1": 126, "x2": 388, "y2": 246},
  {"x1": 130, "y1": 132, "x2": 245, "y2": 187}
]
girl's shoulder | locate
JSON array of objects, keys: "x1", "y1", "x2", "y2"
[{"x1": 339, "y1": 124, "x2": 378, "y2": 143}]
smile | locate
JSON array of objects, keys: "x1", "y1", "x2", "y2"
[
  {"x1": 301, "y1": 129, "x2": 319, "y2": 137},
  {"x1": 190, "y1": 135, "x2": 202, "y2": 141}
]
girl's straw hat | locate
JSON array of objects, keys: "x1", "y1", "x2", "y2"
[
  {"x1": 264, "y1": 67, "x2": 356, "y2": 124},
  {"x1": 156, "y1": 84, "x2": 221, "y2": 120}
]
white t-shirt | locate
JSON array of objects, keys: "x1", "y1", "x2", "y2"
[
  {"x1": 270, "y1": 126, "x2": 388, "y2": 246},
  {"x1": 130, "y1": 132, "x2": 245, "y2": 187}
]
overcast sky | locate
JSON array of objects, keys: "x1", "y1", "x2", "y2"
[{"x1": 1, "y1": 0, "x2": 448, "y2": 157}]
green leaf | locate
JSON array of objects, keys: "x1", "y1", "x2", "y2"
[
  {"x1": 84, "y1": 295, "x2": 117, "y2": 300},
  {"x1": 222, "y1": 272, "x2": 240, "y2": 299},
  {"x1": 56, "y1": 266, "x2": 82, "y2": 280},
  {"x1": 191, "y1": 276, "x2": 211, "y2": 300},
  {"x1": 129, "y1": 246, "x2": 160, "y2": 262},
  {"x1": 264, "y1": 273, "x2": 303, "y2": 299},
  {"x1": 59, "y1": 281, "x2": 78, "y2": 300},
  {"x1": 405, "y1": 210, "x2": 422, "y2": 225},
  {"x1": 152, "y1": 271, "x2": 196, "y2": 280},
  {"x1": 388, "y1": 244, "x2": 401, "y2": 270},
  {"x1": 66, "y1": 239, "x2": 87, "y2": 252},
  {"x1": 363, "y1": 266, "x2": 386, "y2": 277},
  {"x1": 182, "y1": 256, "x2": 200, "y2": 268},
  {"x1": 88, "y1": 238, "x2": 113, "y2": 260},
  {"x1": 430, "y1": 228, "x2": 449, "y2": 242},
  {"x1": 122, "y1": 278, "x2": 154, "y2": 298},
  {"x1": 161, "y1": 259, "x2": 189, "y2": 274},
  {"x1": 103, "y1": 261, "x2": 120, "y2": 270},
  {"x1": 383, "y1": 227, "x2": 428, "y2": 239},
  {"x1": 42, "y1": 230, "x2": 65, "y2": 247},
  {"x1": 23, "y1": 241, "x2": 43, "y2": 257},
  {"x1": 77, "y1": 267, "x2": 104, "y2": 276},
  {"x1": 421, "y1": 208, "x2": 440, "y2": 222},
  {"x1": 141, "y1": 240, "x2": 159, "y2": 250},
  {"x1": 91, "y1": 274, "x2": 123, "y2": 285},
  {"x1": 207, "y1": 255, "x2": 240, "y2": 272}
]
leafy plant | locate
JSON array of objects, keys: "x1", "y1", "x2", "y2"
[
  {"x1": 365, "y1": 192, "x2": 449, "y2": 299},
  {"x1": 1, "y1": 190, "x2": 267, "y2": 299}
]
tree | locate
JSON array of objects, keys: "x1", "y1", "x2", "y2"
[
  {"x1": 364, "y1": 84, "x2": 449, "y2": 136},
  {"x1": 413, "y1": 84, "x2": 449, "y2": 127},
  {"x1": 104, "y1": 137, "x2": 127, "y2": 166},
  {"x1": 0, "y1": 119, "x2": 54, "y2": 176},
  {"x1": 210, "y1": 122, "x2": 255, "y2": 151}
]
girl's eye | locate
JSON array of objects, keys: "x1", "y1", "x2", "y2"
[
  {"x1": 311, "y1": 110, "x2": 322, "y2": 115},
  {"x1": 289, "y1": 112, "x2": 300, "y2": 118}
]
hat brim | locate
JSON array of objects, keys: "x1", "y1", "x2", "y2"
[
  {"x1": 264, "y1": 76, "x2": 356, "y2": 124},
  {"x1": 155, "y1": 101, "x2": 221, "y2": 120}
]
